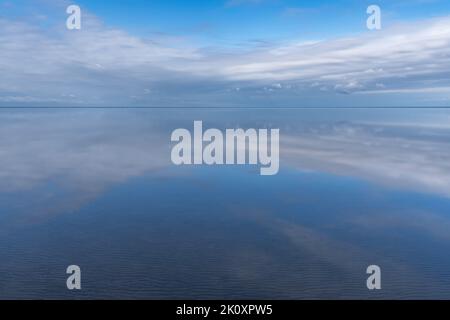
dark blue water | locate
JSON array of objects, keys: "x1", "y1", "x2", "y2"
[{"x1": 1, "y1": 108, "x2": 450, "y2": 299}]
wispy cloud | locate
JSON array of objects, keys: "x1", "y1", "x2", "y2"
[{"x1": 0, "y1": 2, "x2": 449, "y2": 106}]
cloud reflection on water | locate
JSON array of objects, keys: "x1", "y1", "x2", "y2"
[
  {"x1": 0, "y1": 110, "x2": 450, "y2": 218},
  {"x1": 283, "y1": 121, "x2": 450, "y2": 198}
]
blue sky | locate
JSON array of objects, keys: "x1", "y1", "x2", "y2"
[
  {"x1": 0, "y1": 0, "x2": 450, "y2": 107},
  {"x1": 73, "y1": 0, "x2": 450, "y2": 43}
]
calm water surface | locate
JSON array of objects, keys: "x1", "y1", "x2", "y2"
[{"x1": 0, "y1": 108, "x2": 450, "y2": 299}]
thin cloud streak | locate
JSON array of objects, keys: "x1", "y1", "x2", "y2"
[{"x1": 0, "y1": 3, "x2": 449, "y2": 106}]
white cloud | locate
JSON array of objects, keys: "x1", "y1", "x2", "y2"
[{"x1": 0, "y1": 3, "x2": 450, "y2": 106}]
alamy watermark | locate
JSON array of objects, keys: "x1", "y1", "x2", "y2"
[
  {"x1": 171, "y1": 121, "x2": 280, "y2": 176},
  {"x1": 367, "y1": 5, "x2": 382, "y2": 30},
  {"x1": 66, "y1": 5, "x2": 81, "y2": 30},
  {"x1": 66, "y1": 265, "x2": 81, "y2": 290},
  {"x1": 367, "y1": 265, "x2": 382, "y2": 290}
]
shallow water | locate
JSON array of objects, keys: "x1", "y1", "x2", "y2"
[{"x1": 1, "y1": 108, "x2": 450, "y2": 299}]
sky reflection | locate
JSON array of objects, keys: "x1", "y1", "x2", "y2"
[{"x1": 0, "y1": 109, "x2": 450, "y2": 299}]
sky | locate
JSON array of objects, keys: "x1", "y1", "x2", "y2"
[
  {"x1": 72, "y1": 0, "x2": 450, "y2": 43},
  {"x1": 0, "y1": 0, "x2": 450, "y2": 107}
]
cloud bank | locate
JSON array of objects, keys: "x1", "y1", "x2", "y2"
[{"x1": 0, "y1": 2, "x2": 450, "y2": 106}]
